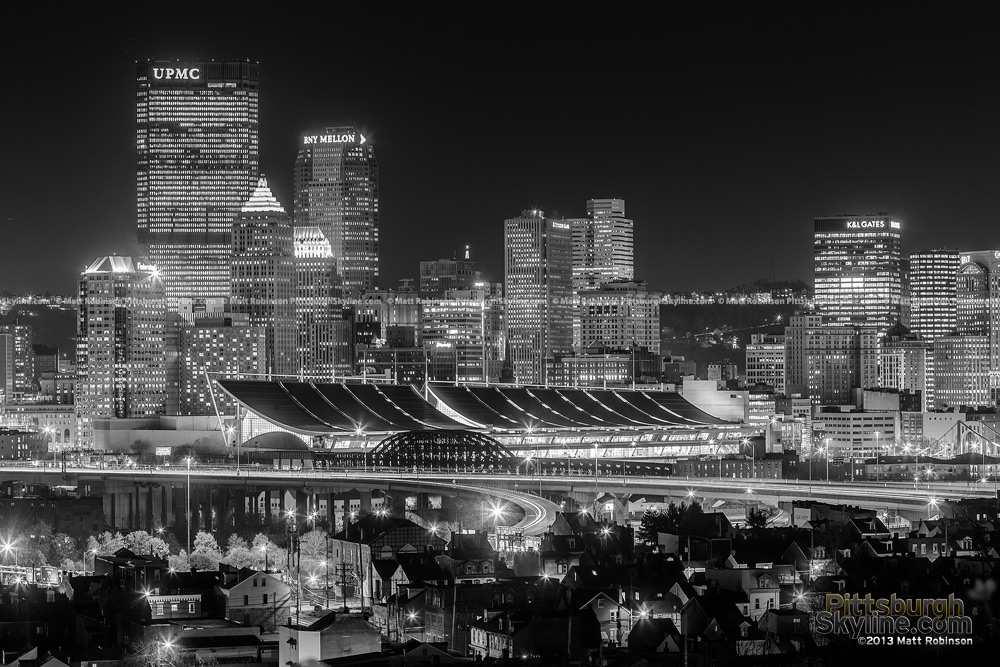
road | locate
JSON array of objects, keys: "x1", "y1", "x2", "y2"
[{"x1": 1, "y1": 462, "x2": 991, "y2": 528}]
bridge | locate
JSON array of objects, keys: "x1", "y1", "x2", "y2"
[{"x1": 1, "y1": 463, "x2": 991, "y2": 536}]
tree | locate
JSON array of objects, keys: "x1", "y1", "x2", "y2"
[
  {"x1": 678, "y1": 502, "x2": 705, "y2": 534},
  {"x1": 169, "y1": 550, "x2": 189, "y2": 572},
  {"x1": 47, "y1": 532, "x2": 78, "y2": 566},
  {"x1": 227, "y1": 534, "x2": 249, "y2": 552},
  {"x1": 88, "y1": 531, "x2": 126, "y2": 556},
  {"x1": 193, "y1": 531, "x2": 221, "y2": 554},
  {"x1": 299, "y1": 529, "x2": 328, "y2": 562},
  {"x1": 223, "y1": 545, "x2": 258, "y2": 569},
  {"x1": 637, "y1": 509, "x2": 663, "y2": 545},
  {"x1": 222, "y1": 533, "x2": 258, "y2": 569},
  {"x1": 124, "y1": 530, "x2": 170, "y2": 558},
  {"x1": 746, "y1": 506, "x2": 769, "y2": 530},
  {"x1": 249, "y1": 533, "x2": 287, "y2": 572},
  {"x1": 637, "y1": 504, "x2": 687, "y2": 544},
  {"x1": 188, "y1": 531, "x2": 223, "y2": 570}
]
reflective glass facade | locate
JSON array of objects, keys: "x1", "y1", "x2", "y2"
[
  {"x1": 571, "y1": 198, "x2": 634, "y2": 292},
  {"x1": 75, "y1": 257, "x2": 167, "y2": 445},
  {"x1": 814, "y1": 215, "x2": 902, "y2": 331},
  {"x1": 136, "y1": 60, "x2": 260, "y2": 306},
  {"x1": 504, "y1": 210, "x2": 573, "y2": 384},
  {"x1": 293, "y1": 127, "x2": 379, "y2": 298}
]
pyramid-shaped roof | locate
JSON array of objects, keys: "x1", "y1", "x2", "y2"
[{"x1": 240, "y1": 176, "x2": 285, "y2": 213}]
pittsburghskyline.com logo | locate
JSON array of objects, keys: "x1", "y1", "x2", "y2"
[{"x1": 816, "y1": 593, "x2": 974, "y2": 647}]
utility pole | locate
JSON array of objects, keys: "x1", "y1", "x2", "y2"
[
  {"x1": 325, "y1": 533, "x2": 331, "y2": 609},
  {"x1": 337, "y1": 561, "x2": 354, "y2": 613}
]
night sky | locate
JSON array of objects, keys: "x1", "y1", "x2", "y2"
[{"x1": 3, "y1": 7, "x2": 1000, "y2": 295}]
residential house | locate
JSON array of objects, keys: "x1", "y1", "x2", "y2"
[{"x1": 216, "y1": 568, "x2": 291, "y2": 631}]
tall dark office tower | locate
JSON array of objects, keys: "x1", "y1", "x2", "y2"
[
  {"x1": 908, "y1": 249, "x2": 959, "y2": 410},
  {"x1": 813, "y1": 214, "x2": 902, "y2": 331},
  {"x1": 76, "y1": 257, "x2": 167, "y2": 445},
  {"x1": 784, "y1": 313, "x2": 879, "y2": 407},
  {"x1": 909, "y1": 250, "x2": 960, "y2": 343},
  {"x1": 230, "y1": 177, "x2": 296, "y2": 377},
  {"x1": 0, "y1": 325, "x2": 34, "y2": 397},
  {"x1": 136, "y1": 60, "x2": 260, "y2": 307},
  {"x1": 419, "y1": 247, "x2": 482, "y2": 298},
  {"x1": 933, "y1": 250, "x2": 1000, "y2": 409},
  {"x1": 293, "y1": 127, "x2": 379, "y2": 298},
  {"x1": 0, "y1": 334, "x2": 12, "y2": 405},
  {"x1": 295, "y1": 226, "x2": 352, "y2": 378},
  {"x1": 571, "y1": 198, "x2": 634, "y2": 293},
  {"x1": 504, "y1": 209, "x2": 573, "y2": 384}
]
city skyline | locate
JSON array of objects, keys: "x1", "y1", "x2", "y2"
[{"x1": 5, "y1": 8, "x2": 1000, "y2": 296}]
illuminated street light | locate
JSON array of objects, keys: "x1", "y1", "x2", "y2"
[
  {"x1": 185, "y1": 456, "x2": 193, "y2": 554},
  {"x1": 1, "y1": 540, "x2": 18, "y2": 567}
]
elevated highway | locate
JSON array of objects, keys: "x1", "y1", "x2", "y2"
[{"x1": 1, "y1": 463, "x2": 991, "y2": 530}]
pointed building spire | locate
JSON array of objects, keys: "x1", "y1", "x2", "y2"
[{"x1": 241, "y1": 174, "x2": 286, "y2": 213}]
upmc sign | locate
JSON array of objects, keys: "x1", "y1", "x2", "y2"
[
  {"x1": 151, "y1": 67, "x2": 200, "y2": 80},
  {"x1": 144, "y1": 62, "x2": 208, "y2": 88}
]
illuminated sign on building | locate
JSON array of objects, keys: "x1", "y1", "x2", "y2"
[
  {"x1": 152, "y1": 67, "x2": 200, "y2": 80},
  {"x1": 551, "y1": 222, "x2": 570, "y2": 230},
  {"x1": 846, "y1": 220, "x2": 886, "y2": 229},
  {"x1": 303, "y1": 133, "x2": 367, "y2": 146},
  {"x1": 137, "y1": 262, "x2": 157, "y2": 272}
]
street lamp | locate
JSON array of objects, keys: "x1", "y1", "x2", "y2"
[
  {"x1": 824, "y1": 438, "x2": 831, "y2": 481},
  {"x1": 708, "y1": 438, "x2": 721, "y2": 479},
  {"x1": 593, "y1": 443, "x2": 599, "y2": 513},
  {"x1": 185, "y1": 456, "x2": 193, "y2": 554},
  {"x1": 226, "y1": 425, "x2": 238, "y2": 471},
  {"x1": 1, "y1": 541, "x2": 18, "y2": 567},
  {"x1": 742, "y1": 438, "x2": 753, "y2": 479},
  {"x1": 808, "y1": 437, "x2": 813, "y2": 496},
  {"x1": 874, "y1": 431, "x2": 881, "y2": 482},
  {"x1": 928, "y1": 497, "x2": 939, "y2": 519}
]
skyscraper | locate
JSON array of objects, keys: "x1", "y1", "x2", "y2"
[
  {"x1": 784, "y1": 312, "x2": 879, "y2": 407},
  {"x1": 504, "y1": 209, "x2": 573, "y2": 384},
  {"x1": 931, "y1": 249, "x2": 1000, "y2": 409},
  {"x1": 293, "y1": 127, "x2": 379, "y2": 298},
  {"x1": 879, "y1": 323, "x2": 929, "y2": 409},
  {"x1": 295, "y1": 226, "x2": 353, "y2": 379},
  {"x1": 908, "y1": 249, "x2": 959, "y2": 341},
  {"x1": 136, "y1": 60, "x2": 260, "y2": 307},
  {"x1": 577, "y1": 280, "x2": 662, "y2": 354},
  {"x1": 76, "y1": 257, "x2": 167, "y2": 445},
  {"x1": 907, "y1": 249, "x2": 960, "y2": 410},
  {"x1": 178, "y1": 313, "x2": 266, "y2": 415},
  {"x1": 422, "y1": 284, "x2": 505, "y2": 383},
  {"x1": 0, "y1": 334, "x2": 12, "y2": 405},
  {"x1": 0, "y1": 325, "x2": 34, "y2": 397},
  {"x1": 746, "y1": 333, "x2": 785, "y2": 393},
  {"x1": 571, "y1": 198, "x2": 634, "y2": 293},
  {"x1": 813, "y1": 214, "x2": 902, "y2": 331},
  {"x1": 230, "y1": 177, "x2": 296, "y2": 377},
  {"x1": 419, "y1": 247, "x2": 482, "y2": 298}
]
